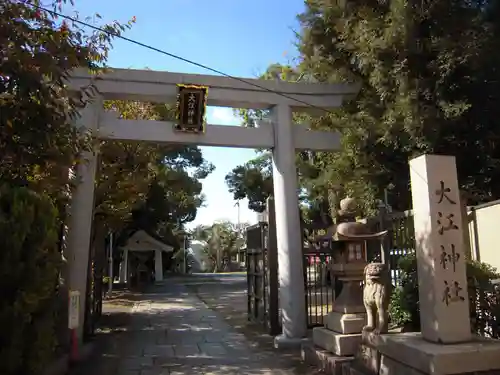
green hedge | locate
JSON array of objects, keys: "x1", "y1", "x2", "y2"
[
  {"x1": 390, "y1": 253, "x2": 500, "y2": 337},
  {"x1": 0, "y1": 185, "x2": 62, "y2": 375}
]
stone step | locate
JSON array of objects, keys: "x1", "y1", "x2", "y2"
[
  {"x1": 301, "y1": 340, "x2": 354, "y2": 375},
  {"x1": 313, "y1": 326, "x2": 362, "y2": 356},
  {"x1": 342, "y1": 364, "x2": 373, "y2": 375}
]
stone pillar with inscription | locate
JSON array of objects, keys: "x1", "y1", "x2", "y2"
[
  {"x1": 354, "y1": 154, "x2": 500, "y2": 375},
  {"x1": 410, "y1": 154, "x2": 471, "y2": 343}
]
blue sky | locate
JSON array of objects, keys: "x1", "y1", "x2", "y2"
[{"x1": 69, "y1": 0, "x2": 305, "y2": 227}]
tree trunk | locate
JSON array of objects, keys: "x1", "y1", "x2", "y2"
[{"x1": 216, "y1": 246, "x2": 221, "y2": 273}]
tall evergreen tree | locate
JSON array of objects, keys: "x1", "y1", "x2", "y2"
[
  {"x1": 227, "y1": 0, "x2": 500, "y2": 217},
  {"x1": 298, "y1": 0, "x2": 500, "y2": 210}
]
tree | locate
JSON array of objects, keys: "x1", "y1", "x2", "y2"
[
  {"x1": 89, "y1": 99, "x2": 213, "y2": 325},
  {"x1": 190, "y1": 221, "x2": 244, "y2": 272},
  {"x1": 228, "y1": 0, "x2": 500, "y2": 221},
  {"x1": 0, "y1": 0, "x2": 135, "y2": 200},
  {"x1": 297, "y1": 0, "x2": 500, "y2": 211},
  {"x1": 0, "y1": 0, "x2": 134, "y2": 373},
  {"x1": 226, "y1": 64, "x2": 342, "y2": 221},
  {"x1": 234, "y1": 63, "x2": 305, "y2": 128},
  {"x1": 226, "y1": 63, "x2": 322, "y2": 214},
  {"x1": 225, "y1": 151, "x2": 273, "y2": 212},
  {"x1": 0, "y1": 186, "x2": 61, "y2": 375},
  {"x1": 95, "y1": 101, "x2": 213, "y2": 236}
]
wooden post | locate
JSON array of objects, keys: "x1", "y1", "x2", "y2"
[{"x1": 266, "y1": 196, "x2": 280, "y2": 335}]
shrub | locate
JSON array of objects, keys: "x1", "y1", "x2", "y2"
[
  {"x1": 390, "y1": 253, "x2": 500, "y2": 337},
  {"x1": 0, "y1": 185, "x2": 62, "y2": 375},
  {"x1": 389, "y1": 254, "x2": 420, "y2": 330}
]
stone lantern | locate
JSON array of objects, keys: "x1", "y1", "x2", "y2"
[
  {"x1": 329, "y1": 239, "x2": 368, "y2": 315},
  {"x1": 311, "y1": 197, "x2": 388, "y2": 357}
]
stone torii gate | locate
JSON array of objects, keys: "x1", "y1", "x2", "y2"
[{"x1": 66, "y1": 67, "x2": 359, "y2": 346}]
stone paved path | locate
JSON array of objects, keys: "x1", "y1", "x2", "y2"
[{"x1": 76, "y1": 279, "x2": 313, "y2": 375}]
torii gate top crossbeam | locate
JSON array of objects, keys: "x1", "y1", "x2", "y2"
[{"x1": 68, "y1": 67, "x2": 359, "y2": 111}]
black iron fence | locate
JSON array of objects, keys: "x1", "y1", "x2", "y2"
[
  {"x1": 246, "y1": 222, "x2": 267, "y2": 327},
  {"x1": 246, "y1": 223, "x2": 340, "y2": 330},
  {"x1": 245, "y1": 222, "x2": 280, "y2": 335},
  {"x1": 384, "y1": 210, "x2": 416, "y2": 287},
  {"x1": 303, "y1": 242, "x2": 336, "y2": 328},
  {"x1": 246, "y1": 207, "x2": 419, "y2": 332},
  {"x1": 302, "y1": 236, "x2": 391, "y2": 328}
]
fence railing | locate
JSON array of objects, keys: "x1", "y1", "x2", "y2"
[
  {"x1": 382, "y1": 210, "x2": 416, "y2": 287},
  {"x1": 247, "y1": 203, "x2": 500, "y2": 339},
  {"x1": 302, "y1": 244, "x2": 336, "y2": 328},
  {"x1": 246, "y1": 222, "x2": 269, "y2": 330},
  {"x1": 246, "y1": 206, "x2": 422, "y2": 332},
  {"x1": 245, "y1": 220, "x2": 281, "y2": 335}
]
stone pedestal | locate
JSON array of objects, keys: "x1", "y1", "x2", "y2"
[
  {"x1": 313, "y1": 278, "x2": 366, "y2": 357},
  {"x1": 355, "y1": 331, "x2": 500, "y2": 375},
  {"x1": 332, "y1": 278, "x2": 366, "y2": 314},
  {"x1": 302, "y1": 340, "x2": 355, "y2": 375},
  {"x1": 325, "y1": 311, "x2": 366, "y2": 333},
  {"x1": 303, "y1": 274, "x2": 365, "y2": 373},
  {"x1": 313, "y1": 327, "x2": 363, "y2": 357}
]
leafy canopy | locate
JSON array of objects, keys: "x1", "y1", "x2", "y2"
[
  {"x1": 0, "y1": 0, "x2": 135, "y2": 199},
  {"x1": 190, "y1": 221, "x2": 245, "y2": 272},
  {"x1": 226, "y1": 0, "x2": 500, "y2": 221}
]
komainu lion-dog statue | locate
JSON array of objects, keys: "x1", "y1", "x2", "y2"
[{"x1": 362, "y1": 262, "x2": 391, "y2": 334}]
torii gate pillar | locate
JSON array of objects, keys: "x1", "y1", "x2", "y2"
[{"x1": 271, "y1": 104, "x2": 307, "y2": 346}]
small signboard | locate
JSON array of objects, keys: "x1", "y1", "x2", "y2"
[
  {"x1": 68, "y1": 290, "x2": 80, "y2": 329},
  {"x1": 175, "y1": 84, "x2": 208, "y2": 133}
]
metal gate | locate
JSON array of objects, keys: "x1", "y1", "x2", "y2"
[
  {"x1": 84, "y1": 236, "x2": 105, "y2": 339},
  {"x1": 247, "y1": 205, "x2": 418, "y2": 332},
  {"x1": 302, "y1": 234, "x2": 340, "y2": 328},
  {"x1": 246, "y1": 219, "x2": 340, "y2": 331},
  {"x1": 246, "y1": 222, "x2": 280, "y2": 335}
]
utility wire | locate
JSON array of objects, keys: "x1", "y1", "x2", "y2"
[{"x1": 25, "y1": 1, "x2": 339, "y2": 115}]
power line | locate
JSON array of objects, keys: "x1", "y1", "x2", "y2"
[{"x1": 24, "y1": 1, "x2": 336, "y2": 115}]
